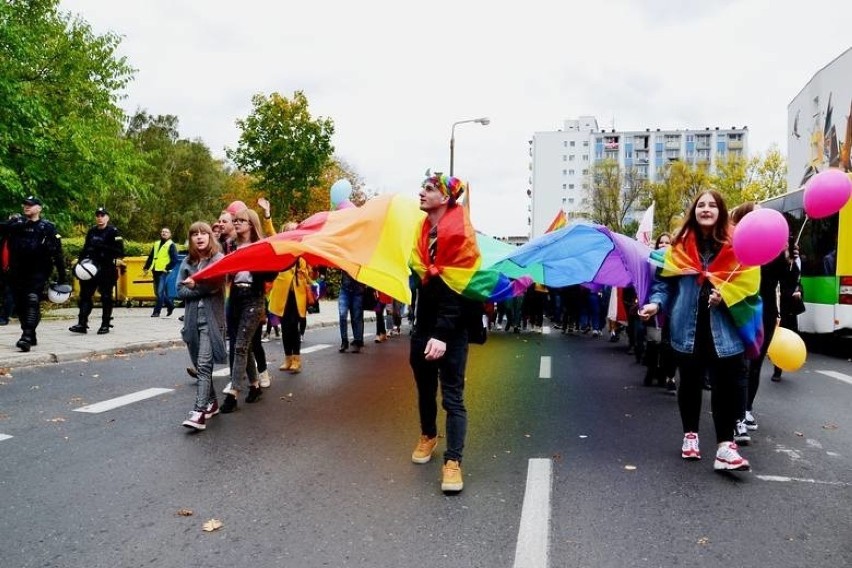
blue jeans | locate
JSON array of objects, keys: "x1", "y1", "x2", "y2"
[
  {"x1": 193, "y1": 312, "x2": 216, "y2": 410},
  {"x1": 338, "y1": 286, "x2": 364, "y2": 346},
  {"x1": 153, "y1": 271, "x2": 173, "y2": 314},
  {"x1": 410, "y1": 333, "x2": 469, "y2": 463}
]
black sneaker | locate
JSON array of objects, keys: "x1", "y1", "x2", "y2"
[
  {"x1": 338, "y1": 342, "x2": 349, "y2": 353},
  {"x1": 245, "y1": 385, "x2": 263, "y2": 403},
  {"x1": 151, "y1": 311, "x2": 161, "y2": 318},
  {"x1": 15, "y1": 337, "x2": 31, "y2": 352},
  {"x1": 220, "y1": 394, "x2": 238, "y2": 413},
  {"x1": 69, "y1": 324, "x2": 88, "y2": 334},
  {"x1": 97, "y1": 326, "x2": 110, "y2": 335},
  {"x1": 166, "y1": 306, "x2": 174, "y2": 317}
]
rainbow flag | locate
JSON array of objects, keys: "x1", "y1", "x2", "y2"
[
  {"x1": 193, "y1": 194, "x2": 424, "y2": 303},
  {"x1": 545, "y1": 209, "x2": 568, "y2": 233},
  {"x1": 410, "y1": 204, "x2": 529, "y2": 302},
  {"x1": 650, "y1": 233, "x2": 763, "y2": 359}
]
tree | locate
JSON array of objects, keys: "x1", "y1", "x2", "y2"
[
  {"x1": 227, "y1": 91, "x2": 335, "y2": 220},
  {"x1": 585, "y1": 159, "x2": 645, "y2": 233},
  {"x1": 647, "y1": 161, "x2": 713, "y2": 235},
  {"x1": 747, "y1": 145, "x2": 787, "y2": 202},
  {"x1": 0, "y1": 0, "x2": 143, "y2": 229},
  {"x1": 119, "y1": 111, "x2": 231, "y2": 240}
]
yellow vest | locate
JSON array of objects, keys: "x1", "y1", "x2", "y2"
[{"x1": 151, "y1": 239, "x2": 174, "y2": 272}]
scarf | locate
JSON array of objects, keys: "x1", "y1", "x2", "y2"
[
  {"x1": 410, "y1": 205, "x2": 527, "y2": 302},
  {"x1": 650, "y1": 231, "x2": 763, "y2": 359}
]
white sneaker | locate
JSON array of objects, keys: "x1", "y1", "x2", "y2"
[
  {"x1": 259, "y1": 370, "x2": 271, "y2": 388},
  {"x1": 734, "y1": 420, "x2": 751, "y2": 445},
  {"x1": 714, "y1": 442, "x2": 751, "y2": 471},
  {"x1": 681, "y1": 432, "x2": 700, "y2": 460},
  {"x1": 223, "y1": 382, "x2": 237, "y2": 396},
  {"x1": 744, "y1": 410, "x2": 758, "y2": 431}
]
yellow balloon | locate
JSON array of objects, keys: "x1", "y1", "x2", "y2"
[{"x1": 766, "y1": 327, "x2": 807, "y2": 372}]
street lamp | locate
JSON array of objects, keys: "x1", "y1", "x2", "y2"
[{"x1": 450, "y1": 117, "x2": 490, "y2": 176}]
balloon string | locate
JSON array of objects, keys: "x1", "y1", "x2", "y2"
[{"x1": 794, "y1": 216, "x2": 808, "y2": 247}]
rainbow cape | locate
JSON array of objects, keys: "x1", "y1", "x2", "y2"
[
  {"x1": 650, "y1": 233, "x2": 764, "y2": 359},
  {"x1": 410, "y1": 204, "x2": 529, "y2": 302}
]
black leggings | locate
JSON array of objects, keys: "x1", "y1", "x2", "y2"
[{"x1": 677, "y1": 351, "x2": 745, "y2": 444}]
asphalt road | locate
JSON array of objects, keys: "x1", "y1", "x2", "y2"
[{"x1": 0, "y1": 324, "x2": 850, "y2": 567}]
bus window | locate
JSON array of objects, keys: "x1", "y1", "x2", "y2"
[{"x1": 799, "y1": 213, "x2": 839, "y2": 277}]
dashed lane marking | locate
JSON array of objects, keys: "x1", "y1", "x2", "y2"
[
  {"x1": 72, "y1": 388, "x2": 174, "y2": 414},
  {"x1": 513, "y1": 458, "x2": 552, "y2": 568},
  {"x1": 816, "y1": 370, "x2": 852, "y2": 386},
  {"x1": 756, "y1": 475, "x2": 850, "y2": 487},
  {"x1": 0, "y1": 434, "x2": 12, "y2": 442},
  {"x1": 300, "y1": 344, "x2": 332, "y2": 354},
  {"x1": 539, "y1": 356, "x2": 552, "y2": 379}
]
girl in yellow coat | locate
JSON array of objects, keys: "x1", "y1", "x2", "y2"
[{"x1": 268, "y1": 228, "x2": 313, "y2": 373}]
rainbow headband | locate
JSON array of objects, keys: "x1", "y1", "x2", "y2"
[{"x1": 422, "y1": 174, "x2": 467, "y2": 203}]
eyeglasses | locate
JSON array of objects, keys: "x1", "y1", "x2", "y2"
[{"x1": 233, "y1": 219, "x2": 248, "y2": 224}]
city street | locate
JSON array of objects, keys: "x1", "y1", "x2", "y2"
[{"x1": 1, "y1": 323, "x2": 850, "y2": 567}]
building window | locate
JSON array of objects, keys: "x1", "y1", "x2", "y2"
[
  {"x1": 582, "y1": 154, "x2": 588, "y2": 161},
  {"x1": 582, "y1": 169, "x2": 589, "y2": 175},
  {"x1": 562, "y1": 183, "x2": 567, "y2": 189},
  {"x1": 562, "y1": 169, "x2": 567, "y2": 175},
  {"x1": 570, "y1": 141, "x2": 576, "y2": 147},
  {"x1": 569, "y1": 169, "x2": 575, "y2": 175},
  {"x1": 563, "y1": 155, "x2": 567, "y2": 162},
  {"x1": 583, "y1": 141, "x2": 589, "y2": 147},
  {"x1": 569, "y1": 155, "x2": 575, "y2": 161},
  {"x1": 563, "y1": 141, "x2": 568, "y2": 147},
  {"x1": 568, "y1": 198, "x2": 575, "y2": 204},
  {"x1": 569, "y1": 184, "x2": 575, "y2": 189}
]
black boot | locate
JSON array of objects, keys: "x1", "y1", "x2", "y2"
[{"x1": 69, "y1": 322, "x2": 88, "y2": 334}]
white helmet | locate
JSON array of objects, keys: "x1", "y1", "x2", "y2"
[
  {"x1": 74, "y1": 259, "x2": 98, "y2": 281},
  {"x1": 47, "y1": 283, "x2": 72, "y2": 304}
]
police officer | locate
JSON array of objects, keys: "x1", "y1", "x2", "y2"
[
  {"x1": 0, "y1": 196, "x2": 67, "y2": 352},
  {"x1": 70, "y1": 207, "x2": 124, "y2": 335}
]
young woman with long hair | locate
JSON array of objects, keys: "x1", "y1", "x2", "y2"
[
  {"x1": 639, "y1": 190, "x2": 761, "y2": 472},
  {"x1": 177, "y1": 222, "x2": 226, "y2": 431},
  {"x1": 221, "y1": 208, "x2": 277, "y2": 413}
]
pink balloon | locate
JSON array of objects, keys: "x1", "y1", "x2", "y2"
[
  {"x1": 804, "y1": 169, "x2": 852, "y2": 219},
  {"x1": 732, "y1": 208, "x2": 789, "y2": 266},
  {"x1": 336, "y1": 199, "x2": 355, "y2": 210}
]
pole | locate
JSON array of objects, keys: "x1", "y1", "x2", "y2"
[{"x1": 450, "y1": 129, "x2": 456, "y2": 176}]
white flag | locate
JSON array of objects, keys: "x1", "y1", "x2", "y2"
[{"x1": 635, "y1": 202, "x2": 655, "y2": 246}]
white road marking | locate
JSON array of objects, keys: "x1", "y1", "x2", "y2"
[
  {"x1": 539, "y1": 356, "x2": 552, "y2": 379},
  {"x1": 513, "y1": 458, "x2": 552, "y2": 568},
  {"x1": 756, "y1": 475, "x2": 850, "y2": 487},
  {"x1": 300, "y1": 344, "x2": 331, "y2": 354},
  {"x1": 212, "y1": 367, "x2": 230, "y2": 377},
  {"x1": 816, "y1": 370, "x2": 852, "y2": 386},
  {"x1": 0, "y1": 434, "x2": 12, "y2": 442},
  {"x1": 72, "y1": 388, "x2": 174, "y2": 414}
]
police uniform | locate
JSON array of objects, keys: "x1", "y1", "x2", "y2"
[
  {"x1": 0, "y1": 196, "x2": 67, "y2": 351},
  {"x1": 71, "y1": 207, "x2": 124, "y2": 334}
]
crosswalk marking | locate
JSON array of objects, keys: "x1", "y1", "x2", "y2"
[
  {"x1": 513, "y1": 458, "x2": 552, "y2": 568},
  {"x1": 301, "y1": 344, "x2": 331, "y2": 354},
  {"x1": 816, "y1": 370, "x2": 852, "y2": 386},
  {"x1": 539, "y1": 356, "x2": 552, "y2": 379},
  {"x1": 757, "y1": 474, "x2": 850, "y2": 487},
  {"x1": 0, "y1": 434, "x2": 12, "y2": 442},
  {"x1": 212, "y1": 367, "x2": 230, "y2": 377},
  {"x1": 72, "y1": 388, "x2": 174, "y2": 414}
]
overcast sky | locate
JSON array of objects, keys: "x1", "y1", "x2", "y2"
[{"x1": 60, "y1": 0, "x2": 850, "y2": 237}]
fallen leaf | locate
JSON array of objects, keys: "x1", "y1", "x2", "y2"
[
  {"x1": 47, "y1": 417, "x2": 66, "y2": 423},
  {"x1": 177, "y1": 508, "x2": 194, "y2": 516},
  {"x1": 202, "y1": 518, "x2": 223, "y2": 532},
  {"x1": 822, "y1": 423, "x2": 839, "y2": 430},
  {"x1": 624, "y1": 465, "x2": 637, "y2": 471},
  {"x1": 92, "y1": 374, "x2": 99, "y2": 378},
  {"x1": 794, "y1": 431, "x2": 804, "y2": 437},
  {"x1": 697, "y1": 537, "x2": 710, "y2": 545},
  {"x1": 30, "y1": 385, "x2": 40, "y2": 390},
  {"x1": 524, "y1": 434, "x2": 531, "y2": 438},
  {"x1": 578, "y1": 435, "x2": 588, "y2": 439}
]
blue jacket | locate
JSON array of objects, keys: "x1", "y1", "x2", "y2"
[{"x1": 648, "y1": 270, "x2": 744, "y2": 358}]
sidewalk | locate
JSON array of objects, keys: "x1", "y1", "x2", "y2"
[{"x1": 0, "y1": 300, "x2": 366, "y2": 370}]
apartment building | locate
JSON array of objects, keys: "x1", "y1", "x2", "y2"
[{"x1": 528, "y1": 117, "x2": 748, "y2": 238}]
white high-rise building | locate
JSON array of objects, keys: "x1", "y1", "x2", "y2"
[{"x1": 527, "y1": 117, "x2": 749, "y2": 238}]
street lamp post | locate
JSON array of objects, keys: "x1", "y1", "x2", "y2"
[{"x1": 449, "y1": 117, "x2": 490, "y2": 176}]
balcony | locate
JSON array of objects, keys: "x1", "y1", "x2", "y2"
[{"x1": 728, "y1": 140, "x2": 743, "y2": 150}]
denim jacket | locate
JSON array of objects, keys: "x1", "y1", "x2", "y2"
[{"x1": 648, "y1": 270, "x2": 744, "y2": 358}]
